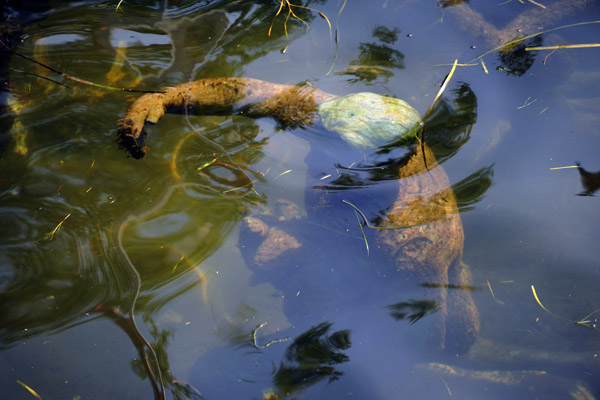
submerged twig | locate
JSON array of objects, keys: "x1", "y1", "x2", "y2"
[
  {"x1": 531, "y1": 284, "x2": 600, "y2": 331},
  {"x1": 474, "y1": 21, "x2": 600, "y2": 61},
  {"x1": 480, "y1": 59, "x2": 489, "y2": 74},
  {"x1": 517, "y1": 96, "x2": 536, "y2": 109},
  {"x1": 251, "y1": 322, "x2": 268, "y2": 349},
  {"x1": 10, "y1": 69, "x2": 71, "y2": 88},
  {"x1": 527, "y1": 0, "x2": 546, "y2": 9},
  {"x1": 41, "y1": 213, "x2": 71, "y2": 241},
  {"x1": 525, "y1": 43, "x2": 600, "y2": 51},
  {"x1": 486, "y1": 280, "x2": 495, "y2": 300},
  {"x1": 112, "y1": 184, "x2": 211, "y2": 399},
  {"x1": 251, "y1": 321, "x2": 289, "y2": 349},
  {"x1": 549, "y1": 165, "x2": 578, "y2": 170},
  {"x1": 575, "y1": 309, "x2": 600, "y2": 330},
  {"x1": 274, "y1": 169, "x2": 292, "y2": 180},
  {"x1": 268, "y1": 0, "x2": 335, "y2": 56},
  {"x1": 326, "y1": 0, "x2": 348, "y2": 76},
  {"x1": 341, "y1": 200, "x2": 422, "y2": 230},
  {"x1": 354, "y1": 209, "x2": 369, "y2": 256},
  {"x1": 0, "y1": 39, "x2": 164, "y2": 94}
]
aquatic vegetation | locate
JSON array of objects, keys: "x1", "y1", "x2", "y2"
[
  {"x1": 1, "y1": 38, "x2": 157, "y2": 156},
  {"x1": 442, "y1": 0, "x2": 596, "y2": 75},
  {"x1": 532, "y1": 285, "x2": 600, "y2": 330},
  {"x1": 388, "y1": 299, "x2": 440, "y2": 324},
  {"x1": 338, "y1": 25, "x2": 404, "y2": 85},
  {"x1": 8, "y1": 2, "x2": 597, "y2": 398},
  {"x1": 574, "y1": 162, "x2": 600, "y2": 196},
  {"x1": 268, "y1": 0, "x2": 332, "y2": 53},
  {"x1": 271, "y1": 322, "x2": 351, "y2": 396},
  {"x1": 114, "y1": 68, "x2": 480, "y2": 352}
]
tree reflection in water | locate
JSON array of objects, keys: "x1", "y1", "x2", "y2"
[
  {"x1": 192, "y1": 321, "x2": 352, "y2": 399},
  {"x1": 1, "y1": 1, "x2": 326, "y2": 398},
  {"x1": 388, "y1": 299, "x2": 440, "y2": 324},
  {"x1": 575, "y1": 162, "x2": 600, "y2": 196},
  {"x1": 0, "y1": 0, "x2": 512, "y2": 398},
  {"x1": 312, "y1": 81, "x2": 490, "y2": 203},
  {"x1": 338, "y1": 25, "x2": 404, "y2": 86},
  {"x1": 271, "y1": 322, "x2": 352, "y2": 397}
]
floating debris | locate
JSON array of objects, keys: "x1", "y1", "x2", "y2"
[
  {"x1": 42, "y1": 213, "x2": 71, "y2": 241},
  {"x1": 16, "y1": 380, "x2": 43, "y2": 400}
]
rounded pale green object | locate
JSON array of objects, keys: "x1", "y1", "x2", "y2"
[{"x1": 317, "y1": 92, "x2": 423, "y2": 149}]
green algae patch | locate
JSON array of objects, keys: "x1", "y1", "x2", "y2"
[{"x1": 318, "y1": 92, "x2": 422, "y2": 149}]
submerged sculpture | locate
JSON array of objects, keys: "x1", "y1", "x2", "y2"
[
  {"x1": 117, "y1": 77, "x2": 479, "y2": 352},
  {"x1": 117, "y1": 78, "x2": 422, "y2": 158}
]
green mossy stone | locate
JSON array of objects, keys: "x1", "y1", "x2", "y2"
[{"x1": 317, "y1": 92, "x2": 423, "y2": 149}]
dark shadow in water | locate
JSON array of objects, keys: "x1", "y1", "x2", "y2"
[
  {"x1": 452, "y1": 165, "x2": 495, "y2": 212},
  {"x1": 439, "y1": 0, "x2": 584, "y2": 77},
  {"x1": 496, "y1": 36, "x2": 543, "y2": 77},
  {"x1": 438, "y1": 0, "x2": 469, "y2": 7},
  {"x1": 197, "y1": 0, "x2": 326, "y2": 78},
  {"x1": 337, "y1": 25, "x2": 404, "y2": 85},
  {"x1": 272, "y1": 322, "x2": 352, "y2": 397},
  {"x1": 189, "y1": 321, "x2": 351, "y2": 399},
  {"x1": 134, "y1": 318, "x2": 205, "y2": 400},
  {"x1": 0, "y1": 2, "x2": 498, "y2": 399},
  {"x1": 0, "y1": 2, "x2": 51, "y2": 155},
  {"x1": 420, "y1": 282, "x2": 478, "y2": 291},
  {"x1": 0, "y1": 0, "x2": 323, "y2": 335},
  {"x1": 93, "y1": 305, "x2": 170, "y2": 399},
  {"x1": 312, "y1": 81, "x2": 482, "y2": 192},
  {"x1": 0, "y1": 2, "x2": 329, "y2": 399},
  {"x1": 0, "y1": 121, "x2": 267, "y2": 341},
  {"x1": 388, "y1": 299, "x2": 439, "y2": 324},
  {"x1": 575, "y1": 162, "x2": 600, "y2": 196},
  {"x1": 423, "y1": 81, "x2": 477, "y2": 163}
]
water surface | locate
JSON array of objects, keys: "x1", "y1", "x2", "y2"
[{"x1": 1, "y1": 1, "x2": 600, "y2": 399}]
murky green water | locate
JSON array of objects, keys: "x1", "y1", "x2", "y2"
[{"x1": 2, "y1": 1, "x2": 600, "y2": 399}]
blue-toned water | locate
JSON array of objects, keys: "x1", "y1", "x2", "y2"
[{"x1": 2, "y1": 1, "x2": 600, "y2": 399}]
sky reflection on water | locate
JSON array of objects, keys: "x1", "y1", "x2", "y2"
[{"x1": 1, "y1": 0, "x2": 600, "y2": 399}]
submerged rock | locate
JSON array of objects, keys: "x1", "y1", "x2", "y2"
[
  {"x1": 245, "y1": 217, "x2": 301, "y2": 266},
  {"x1": 241, "y1": 200, "x2": 305, "y2": 267},
  {"x1": 117, "y1": 77, "x2": 480, "y2": 352},
  {"x1": 318, "y1": 92, "x2": 422, "y2": 148},
  {"x1": 378, "y1": 143, "x2": 480, "y2": 352}
]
